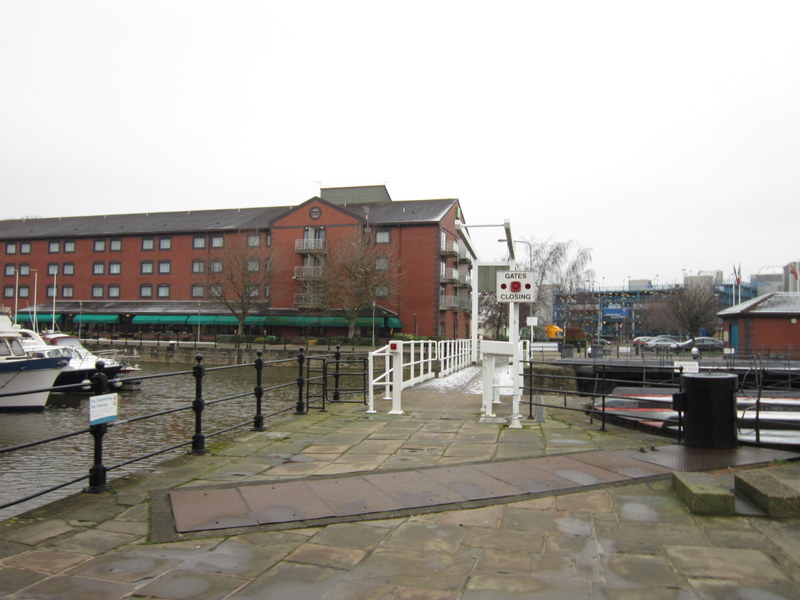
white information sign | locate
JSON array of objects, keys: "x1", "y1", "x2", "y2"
[
  {"x1": 89, "y1": 393, "x2": 119, "y2": 426},
  {"x1": 495, "y1": 271, "x2": 535, "y2": 303},
  {"x1": 673, "y1": 361, "x2": 700, "y2": 374}
]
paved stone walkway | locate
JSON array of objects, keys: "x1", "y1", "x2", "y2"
[{"x1": 1, "y1": 377, "x2": 800, "y2": 599}]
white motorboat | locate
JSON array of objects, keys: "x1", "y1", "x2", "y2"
[
  {"x1": 15, "y1": 327, "x2": 123, "y2": 387},
  {"x1": 39, "y1": 332, "x2": 124, "y2": 386},
  {"x1": 0, "y1": 316, "x2": 66, "y2": 409}
]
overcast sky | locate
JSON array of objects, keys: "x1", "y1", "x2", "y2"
[{"x1": 2, "y1": 1, "x2": 798, "y2": 288}]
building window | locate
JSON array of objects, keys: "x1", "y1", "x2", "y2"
[
  {"x1": 264, "y1": 285, "x2": 270, "y2": 297},
  {"x1": 157, "y1": 284, "x2": 170, "y2": 298},
  {"x1": 247, "y1": 285, "x2": 258, "y2": 298},
  {"x1": 142, "y1": 238, "x2": 155, "y2": 251},
  {"x1": 110, "y1": 239, "x2": 122, "y2": 252},
  {"x1": 191, "y1": 284, "x2": 204, "y2": 298},
  {"x1": 108, "y1": 284, "x2": 121, "y2": 298},
  {"x1": 63, "y1": 240, "x2": 75, "y2": 253},
  {"x1": 247, "y1": 259, "x2": 259, "y2": 272},
  {"x1": 309, "y1": 206, "x2": 322, "y2": 220},
  {"x1": 140, "y1": 284, "x2": 153, "y2": 298},
  {"x1": 247, "y1": 234, "x2": 260, "y2": 247},
  {"x1": 4, "y1": 286, "x2": 14, "y2": 298},
  {"x1": 92, "y1": 285, "x2": 104, "y2": 298},
  {"x1": 48, "y1": 241, "x2": 60, "y2": 253},
  {"x1": 159, "y1": 237, "x2": 172, "y2": 250},
  {"x1": 47, "y1": 263, "x2": 58, "y2": 276},
  {"x1": 18, "y1": 285, "x2": 29, "y2": 298},
  {"x1": 191, "y1": 260, "x2": 205, "y2": 274},
  {"x1": 19, "y1": 264, "x2": 30, "y2": 276},
  {"x1": 211, "y1": 234, "x2": 224, "y2": 248},
  {"x1": 94, "y1": 239, "x2": 106, "y2": 252},
  {"x1": 193, "y1": 236, "x2": 206, "y2": 249},
  {"x1": 209, "y1": 283, "x2": 222, "y2": 298},
  {"x1": 375, "y1": 285, "x2": 389, "y2": 298},
  {"x1": 210, "y1": 259, "x2": 223, "y2": 273},
  {"x1": 6, "y1": 242, "x2": 16, "y2": 255},
  {"x1": 158, "y1": 260, "x2": 171, "y2": 274},
  {"x1": 46, "y1": 284, "x2": 56, "y2": 298},
  {"x1": 62, "y1": 285, "x2": 74, "y2": 298},
  {"x1": 376, "y1": 231, "x2": 390, "y2": 244},
  {"x1": 109, "y1": 261, "x2": 122, "y2": 275},
  {"x1": 375, "y1": 257, "x2": 390, "y2": 271},
  {"x1": 62, "y1": 262, "x2": 75, "y2": 276},
  {"x1": 20, "y1": 242, "x2": 31, "y2": 254},
  {"x1": 93, "y1": 262, "x2": 105, "y2": 275},
  {"x1": 4, "y1": 264, "x2": 14, "y2": 277},
  {"x1": 141, "y1": 261, "x2": 154, "y2": 275}
]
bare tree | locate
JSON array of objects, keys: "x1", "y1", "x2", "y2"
[
  {"x1": 208, "y1": 231, "x2": 282, "y2": 336},
  {"x1": 666, "y1": 282, "x2": 721, "y2": 338},
  {"x1": 323, "y1": 227, "x2": 401, "y2": 339},
  {"x1": 480, "y1": 238, "x2": 593, "y2": 338},
  {"x1": 479, "y1": 291, "x2": 507, "y2": 339}
]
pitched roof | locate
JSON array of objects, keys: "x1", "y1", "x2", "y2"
[
  {"x1": 0, "y1": 199, "x2": 459, "y2": 239},
  {"x1": 0, "y1": 207, "x2": 287, "y2": 239},
  {"x1": 718, "y1": 292, "x2": 800, "y2": 316}
]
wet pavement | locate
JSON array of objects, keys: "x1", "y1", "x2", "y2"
[{"x1": 2, "y1": 367, "x2": 800, "y2": 599}]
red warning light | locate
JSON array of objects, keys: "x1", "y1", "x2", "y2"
[{"x1": 510, "y1": 280, "x2": 522, "y2": 293}]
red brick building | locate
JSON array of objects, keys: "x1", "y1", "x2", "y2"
[
  {"x1": 718, "y1": 292, "x2": 800, "y2": 356},
  {"x1": 0, "y1": 186, "x2": 473, "y2": 341}
]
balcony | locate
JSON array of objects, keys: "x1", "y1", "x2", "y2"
[
  {"x1": 293, "y1": 265, "x2": 325, "y2": 280},
  {"x1": 440, "y1": 295, "x2": 459, "y2": 310},
  {"x1": 293, "y1": 293, "x2": 324, "y2": 308},
  {"x1": 440, "y1": 268, "x2": 458, "y2": 283},
  {"x1": 295, "y1": 238, "x2": 326, "y2": 253},
  {"x1": 440, "y1": 239, "x2": 459, "y2": 257}
]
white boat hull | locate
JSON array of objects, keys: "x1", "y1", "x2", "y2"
[{"x1": 0, "y1": 356, "x2": 65, "y2": 410}]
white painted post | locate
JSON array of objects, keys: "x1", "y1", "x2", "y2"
[
  {"x1": 509, "y1": 301, "x2": 522, "y2": 429},
  {"x1": 481, "y1": 353, "x2": 496, "y2": 417},
  {"x1": 388, "y1": 340, "x2": 404, "y2": 415},
  {"x1": 366, "y1": 351, "x2": 376, "y2": 414}
]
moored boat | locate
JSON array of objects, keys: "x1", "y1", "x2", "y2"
[{"x1": 0, "y1": 316, "x2": 66, "y2": 409}]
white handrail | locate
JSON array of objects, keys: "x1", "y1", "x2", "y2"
[{"x1": 367, "y1": 339, "x2": 473, "y2": 414}]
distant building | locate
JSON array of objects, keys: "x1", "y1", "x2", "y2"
[
  {"x1": 0, "y1": 185, "x2": 473, "y2": 340},
  {"x1": 718, "y1": 292, "x2": 800, "y2": 357}
]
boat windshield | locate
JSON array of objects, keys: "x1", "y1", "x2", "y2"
[{"x1": 2, "y1": 338, "x2": 27, "y2": 357}]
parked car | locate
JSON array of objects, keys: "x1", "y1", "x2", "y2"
[
  {"x1": 644, "y1": 336, "x2": 679, "y2": 351},
  {"x1": 632, "y1": 336, "x2": 653, "y2": 348},
  {"x1": 673, "y1": 337, "x2": 724, "y2": 352}
]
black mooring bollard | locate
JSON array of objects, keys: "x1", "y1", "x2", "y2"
[
  {"x1": 191, "y1": 354, "x2": 207, "y2": 455},
  {"x1": 295, "y1": 348, "x2": 306, "y2": 414},
  {"x1": 253, "y1": 350, "x2": 265, "y2": 431},
  {"x1": 85, "y1": 361, "x2": 111, "y2": 493}
]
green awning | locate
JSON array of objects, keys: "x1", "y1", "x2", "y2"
[
  {"x1": 386, "y1": 317, "x2": 403, "y2": 328},
  {"x1": 132, "y1": 315, "x2": 187, "y2": 325},
  {"x1": 263, "y1": 316, "x2": 317, "y2": 326},
  {"x1": 186, "y1": 315, "x2": 219, "y2": 325},
  {"x1": 318, "y1": 316, "x2": 349, "y2": 327},
  {"x1": 214, "y1": 316, "x2": 239, "y2": 326},
  {"x1": 355, "y1": 317, "x2": 384, "y2": 327},
  {"x1": 74, "y1": 314, "x2": 120, "y2": 324},
  {"x1": 244, "y1": 316, "x2": 268, "y2": 325},
  {"x1": 16, "y1": 313, "x2": 62, "y2": 323}
]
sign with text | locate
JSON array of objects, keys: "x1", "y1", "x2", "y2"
[
  {"x1": 496, "y1": 271, "x2": 534, "y2": 303},
  {"x1": 89, "y1": 393, "x2": 119, "y2": 426},
  {"x1": 673, "y1": 361, "x2": 700, "y2": 374}
]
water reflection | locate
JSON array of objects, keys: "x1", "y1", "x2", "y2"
[{"x1": 0, "y1": 361, "x2": 299, "y2": 521}]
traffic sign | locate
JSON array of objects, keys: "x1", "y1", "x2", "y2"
[{"x1": 496, "y1": 271, "x2": 534, "y2": 303}]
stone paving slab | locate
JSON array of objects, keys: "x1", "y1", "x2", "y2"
[{"x1": 164, "y1": 446, "x2": 798, "y2": 541}]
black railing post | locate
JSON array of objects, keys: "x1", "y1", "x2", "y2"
[
  {"x1": 191, "y1": 354, "x2": 207, "y2": 455},
  {"x1": 85, "y1": 361, "x2": 111, "y2": 493},
  {"x1": 253, "y1": 350, "x2": 265, "y2": 431},
  {"x1": 600, "y1": 364, "x2": 607, "y2": 431},
  {"x1": 295, "y1": 348, "x2": 307, "y2": 414},
  {"x1": 333, "y1": 345, "x2": 341, "y2": 402}
]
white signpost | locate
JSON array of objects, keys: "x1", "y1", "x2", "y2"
[{"x1": 483, "y1": 271, "x2": 536, "y2": 428}]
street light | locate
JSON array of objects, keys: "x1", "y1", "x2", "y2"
[{"x1": 498, "y1": 239, "x2": 532, "y2": 270}]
